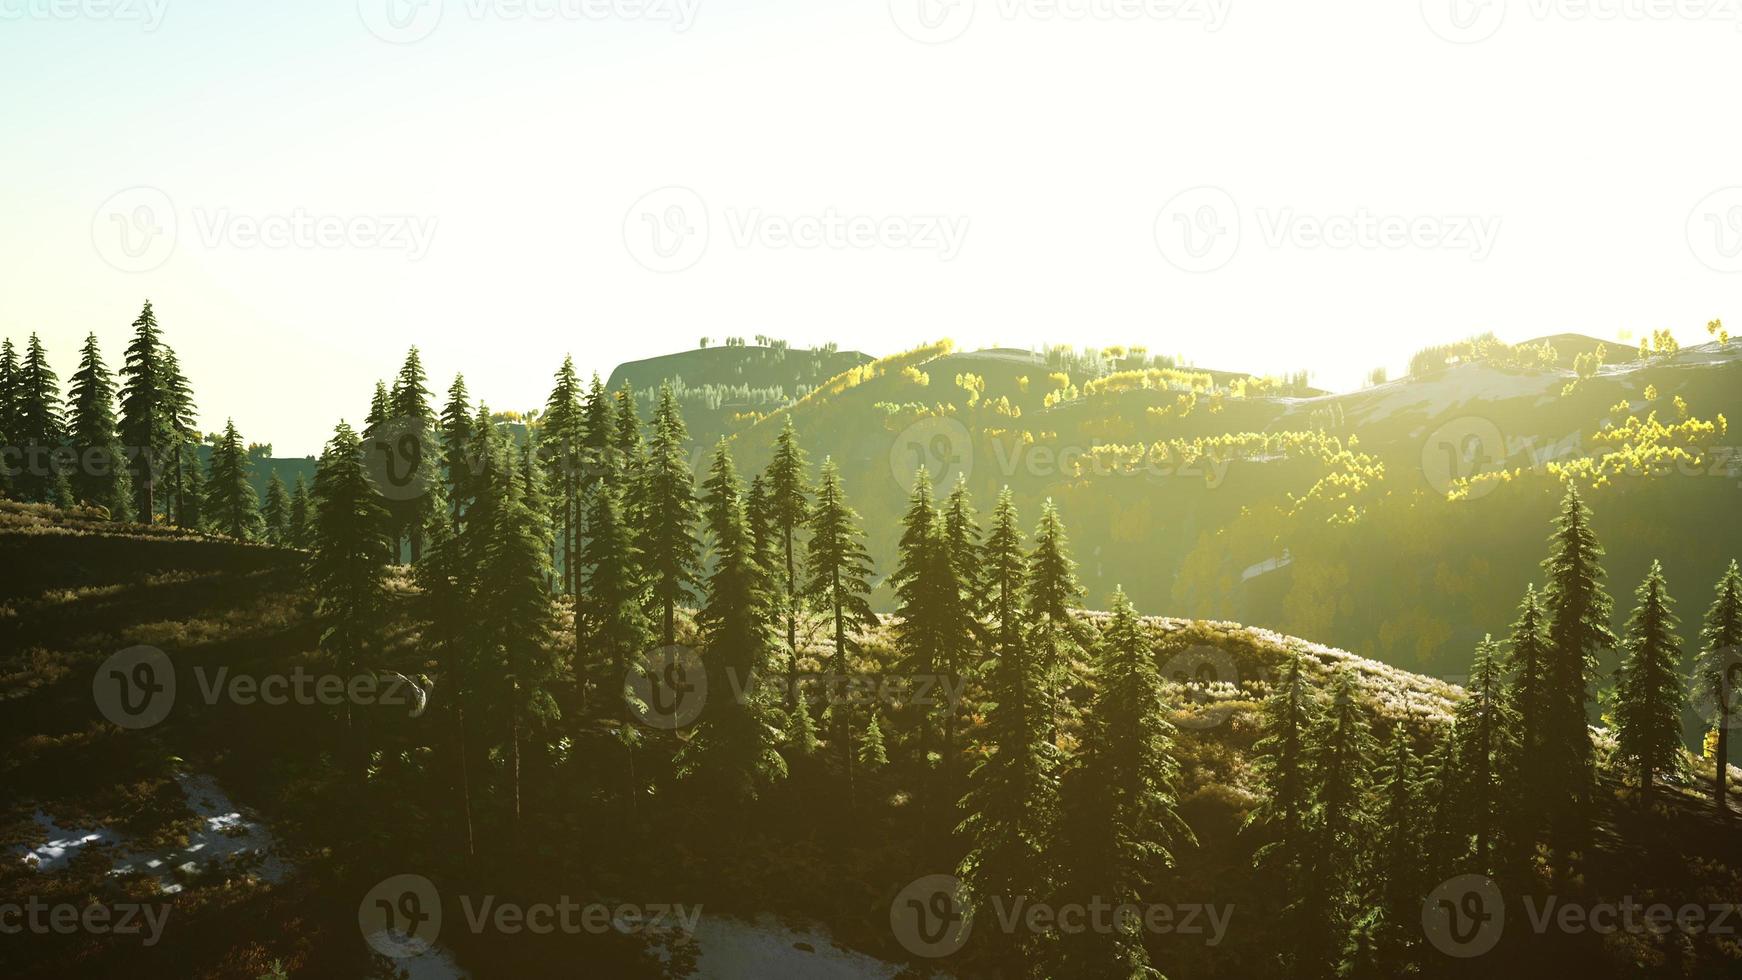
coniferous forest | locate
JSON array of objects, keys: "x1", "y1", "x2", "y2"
[{"x1": 5, "y1": 302, "x2": 1742, "y2": 979}]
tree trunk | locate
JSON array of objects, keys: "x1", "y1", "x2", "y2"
[
  {"x1": 785, "y1": 528, "x2": 798, "y2": 685},
  {"x1": 1718, "y1": 721, "x2": 1730, "y2": 818}
]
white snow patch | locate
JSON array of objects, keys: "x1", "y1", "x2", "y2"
[{"x1": 687, "y1": 915, "x2": 910, "y2": 979}]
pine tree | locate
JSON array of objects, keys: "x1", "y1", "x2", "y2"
[
  {"x1": 765, "y1": 416, "x2": 811, "y2": 682},
  {"x1": 439, "y1": 374, "x2": 476, "y2": 522},
  {"x1": 472, "y1": 425, "x2": 562, "y2": 826},
  {"x1": 288, "y1": 474, "x2": 312, "y2": 549},
  {"x1": 941, "y1": 475, "x2": 984, "y2": 617},
  {"x1": 413, "y1": 512, "x2": 480, "y2": 857},
  {"x1": 639, "y1": 383, "x2": 700, "y2": 645},
  {"x1": 1028, "y1": 499, "x2": 1086, "y2": 739},
  {"x1": 66, "y1": 333, "x2": 125, "y2": 513},
  {"x1": 14, "y1": 334, "x2": 65, "y2": 503},
  {"x1": 578, "y1": 480, "x2": 650, "y2": 694},
  {"x1": 177, "y1": 441, "x2": 205, "y2": 530},
  {"x1": 0, "y1": 338, "x2": 19, "y2": 500},
  {"x1": 541, "y1": 357, "x2": 584, "y2": 595},
  {"x1": 160, "y1": 346, "x2": 199, "y2": 525},
  {"x1": 803, "y1": 458, "x2": 879, "y2": 803},
  {"x1": 1344, "y1": 724, "x2": 1423, "y2": 978},
  {"x1": 678, "y1": 442, "x2": 787, "y2": 802},
  {"x1": 1454, "y1": 635, "x2": 1516, "y2": 869},
  {"x1": 262, "y1": 470, "x2": 292, "y2": 546},
  {"x1": 1301, "y1": 667, "x2": 1376, "y2": 975},
  {"x1": 1538, "y1": 484, "x2": 1614, "y2": 863},
  {"x1": 204, "y1": 420, "x2": 261, "y2": 540},
  {"x1": 1693, "y1": 560, "x2": 1742, "y2": 816},
  {"x1": 1248, "y1": 649, "x2": 1316, "y2": 874},
  {"x1": 858, "y1": 711, "x2": 888, "y2": 770},
  {"x1": 308, "y1": 421, "x2": 393, "y2": 777},
  {"x1": 119, "y1": 301, "x2": 173, "y2": 520},
  {"x1": 1054, "y1": 588, "x2": 1193, "y2": 979},
  {"x1": 892, "y1": 468, "x2": 944, "y2": 768},
  {"x1": 388, "y1": 347, "x2": 439, "y2": 562},
  {"x1": 1419, "y1": 723, "x2": 1464, "y2": 880},
  {"x1": 1614, "y1": 560, "x2": 1686, "y2": 800}
]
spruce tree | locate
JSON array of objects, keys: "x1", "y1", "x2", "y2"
[
  {"x1": 941, "y1": 475, "x2": 984, "y2": 617},
  {"x1": 541, "y1": 357, "x2": 584, "y2": 595},
  {"x1": 892, "y1": 468, "x2": 944, "y2": 767},
  {"x1": 1538, "y1": 484, "x2": 1614, "y2": 863},
  {"x1": 1248, "y1": 649, "x2": 1316, "y2": 872},
  {"x1": 1693, "y1": 560, "x2": 1742, "y2": 816},
  {"x1": 1054, "y1": 588, "x2": 1192, "y2": 979},
  {"x1": 578, "y1": 480, "x2": 650, "y2": 695},
  {"x1": 803, "y1": 458, "x2": 879, "y2": 802},
  {"x1": 160, "y1": 346, "x2": 199, "y2": 525},
  {"x1": 0, "y1": 338, "x2": 18, "y2": 500},
  {"x1": 204, "y1": 420, "x2": 261, "y2": 540},
  {"x1": 1302, "y1": 667, "x2": 1376, "y2": 975},
  {"x1": 858, "y1": 712, "x2": 888, "y2": 770},
  {"x1": 1345, "y1": 724, "x2": 1422, "y2": 977},
  {"x1": 262, "y1": 470, "x2": 292, "y2": 546},
  {"x1": 765, "y1": 416, "x2": 811, "y2": 681},
  {"x1": 413, "y1": 512, "x2": 480, "y2": 857},
  {"x1": 1614, "y1": 559, "x2": 1686, "y2": 800},
  {"x1": 1028, "y1": 499, "x2": 1087, "y2": 738},
  {"x1": 177, "y1": 441, "x2": 205, "y2": 530},
  {"x1": 639, "y1": 383, "x2": 700, "y2": 645},
  {"x1": 677, "y1": 442, "x2": 787, "y2": 802},
  {"x1": 14, "y1": 334, "x2": 65, "y2": 503},
  {"x1": 66, "y1": 333, "x2": 124, "y2": 513},
  {"x1": 288, "y1": 474, "x2": 312, "y2": 549},
  {"x1": 1454, "y1": 635, "x2": 1516, "y2": 869},
  {"x1": 439, "y1": 374, "x2": 476, "y2": 522},
  {"x1": 308, "y1": 421, "x2": 393, "y2": 776},
  {"x1": 388, "y1": 347, "x2": 440, "y2": 562},
  {"x1": 119, "y1": 301, "x2": 173, "y2": 520}
]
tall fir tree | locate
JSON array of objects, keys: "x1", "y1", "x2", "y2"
[
  {"x1": 1614, "y1": 560, "x2": 1686, "y2": 800},
  {"x1": 1693, "y1": 560, "x2": 1742, "y2": 816},
  {"x1": 160, "y1": 346, "x2": 199, "y2": 525},
  {"x1": 1301, "y1": 667, "x2": 1377, "y2": 976},
  {"x1": 765, "y1": 416, "x2": 811, "y2": 682},
  {"x1": 892, "y1": 468, "x2": 946, "y2": 774},
  {"x1": 0, "y1": 338, "x2": 19, "y2": 499},
  {"x1": 803, "y1": 458, "x2": 879, "y2": 803},
  {"x1": 1056, "y1": 588, "x2": 1194, "y2": 979},
  {"x1": 578, "y1": 479, "x2": 650, "y2": 695},
  {"x1": 639, "y1": 382, "x2": 701, "y2": 646},
  {"x1": 308, "y1": 421, "x2": 393, "y2": 776},
  {"x1": 262, "y1": 470, "x2": 292, "y2": 546},
  {"x1": 1344, "y1": 723, "x2": 1423, "y2": 978},
  {"x1": 439, "y1": 374, "x2": 476, "y2": 523},
  {"x1": 66, "y1": 332, "x2": 125, "y2": 513},
  {"x1": 203, "y1": 419, "x2": 261, "y2": 540},
  {"x1": 678, "y1": 442, "x2": 787, "y2": 803},
  {"x1": 388, "y1": 347, "x2": 440, "y2": 562},
  {"x1": 1028, "y1": 499, "x2": 1087, "y2": 739},
  {"x1": 118, "y1": 301, "x2": 172, "y2": 520},
  {"x1": 541, "y1": 357, "x2": 584, "y2": 595},
  {"x1": 288, "y1": 474, "x2": 313, "y2": 549},
  {"x1": 1538, "y1": 484, "x2": 1615, "y2": 864},
  {"x1": 14, "y1": 334, "x2": 65, "y2": 503},
  {"x1": 1454, "y1": 635, "x2": 1516, "y2": 869}
]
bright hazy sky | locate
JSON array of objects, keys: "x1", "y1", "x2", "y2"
[{"x1": 4, "y1": 0, "x2": 1741, "y2": 456}]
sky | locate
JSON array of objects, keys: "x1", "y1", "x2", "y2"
[{"x1": 4, "y1": 0, "x2": 1742, "y2": 456}]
